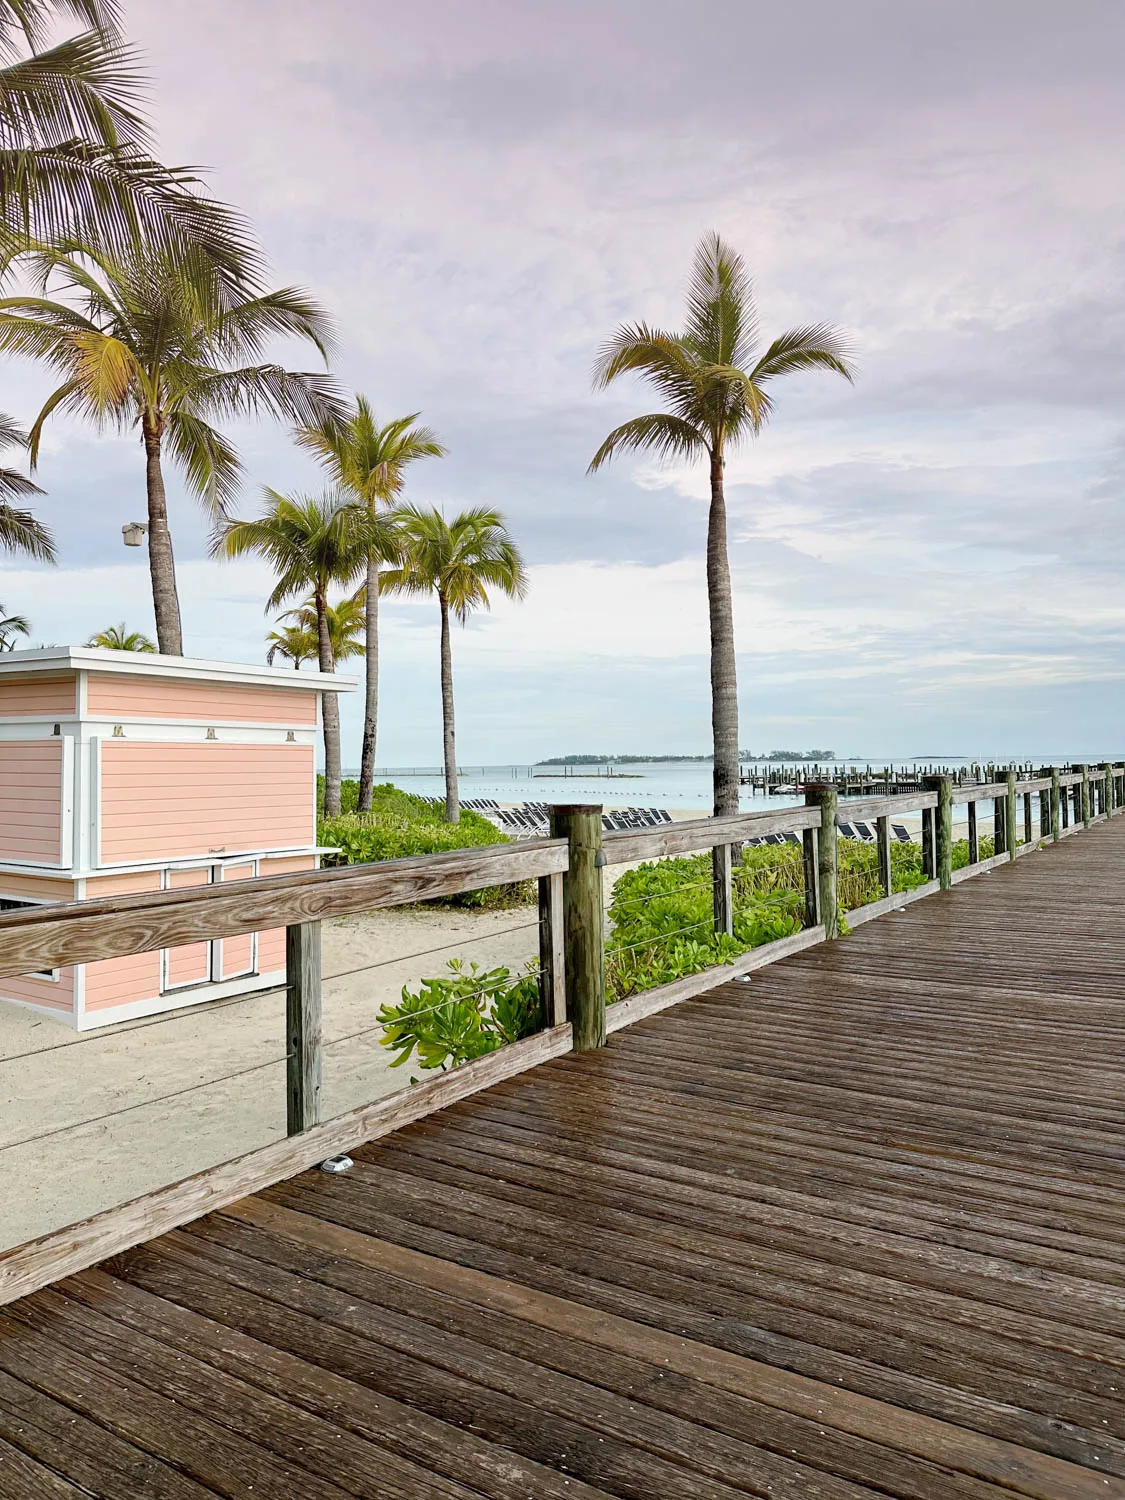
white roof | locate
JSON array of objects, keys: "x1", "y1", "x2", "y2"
[{"x1": 0, "y1": 646, "x2": 357, "y2": 693}]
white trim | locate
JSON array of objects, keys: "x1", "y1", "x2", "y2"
[
  {"x1": 92, "y1": 736, "x2": 102, "y2": 869},
  {"x1": 75, "y1": 968, "x2": 286, "y2": 1031},
  {"x1": 0, "y1": 992, "x2": 78, "y2": 1027},
  {"x1": 59, "y1": 733, "x2": 75, "y2": 869},
  {"x1": 76, "y1": 721, "x2": 319, "y2": 747},
  {"x1": 217, "y1": 858, "x2": 259, "y2": 980},
  {"x1": 0, "y1": 846, "x2": 328, "y2": 881},
  {"x1": 0, "y1": 646, "x2": 356, "y2": 694}
]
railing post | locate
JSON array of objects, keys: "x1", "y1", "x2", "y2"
[
  {"x1": 1049, "y1": 766, "x2": 1060, "y2": 840},
  {"x1": 1078, "y1": 764, "x2": 1091, "y2": 828},
  {"x1": 1099, "y1": 762, "x2": 1113, "y2": 819},
  {"x1": 537, "y1": 870, "x2": 566, "y2": 1028},
  {"x1": 712, "y1": 843, "x2": 734, "y2": 938},
  {"x1": 967, "y1": 798, "x2": 979, "y2": 864},
  {"x1": 804, "y1": 783, "x2": 838, "y2": 939},
  {"x1": 550, "y1": 804, "x2": 606, "y2": 1051},
  {"x1": 286, "y1": 920, "x2": 322, "y2": 1136},
  {"x1": 876, "y1": 814, "x2": 892, "y2": 898},
  {"x1": 921, "y1": 805, "x2": 935, "y2": 879},
  {"x1": 924, "y1": 775, "x2": 952, "y2": 890},
  {"x1": 993, "y1": 779, "x2": 1006, "y2": 856},
  {"x1": 1003, "y1": 768, "x2": 1018, "y2": 861}
]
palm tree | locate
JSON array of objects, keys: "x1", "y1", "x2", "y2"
[
  {"x1": 589, "y1": 232, "x2": 854, "y2": 818},
  {"x1": 86, "y1": 621, "x2": 154, "y2": 650},
  {"x1": 278, "y1": 592, "x2": 365, "y2": 669},
  {"x1": 265, "y1": 620, "x2": 317, "y2": 671},
  {"x1": 0, "y1": 413, "x2": 53, "y2": 561},
  {"x1": 0, "y1": 603, "x2": 29, "y2": 650},
  {"x1": 0, "y1": 243, "x2": 343, "y2": 654},
  {"x1": 382, "y1": 506, "x2": 527, "y2": 823},
  {"x1": 0, "y1": 0, "x2": 260, "y2": 293},
  {"x1": 218, "y1": 490, "x2": 368, "y2": 815},
  {"x1": 296, "y1": 400, "x2": 444, "y2": 810}
]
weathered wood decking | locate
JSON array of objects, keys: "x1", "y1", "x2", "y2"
[{"x1": 1, "y1": 820, "x2": 1124, "y2": 1498}]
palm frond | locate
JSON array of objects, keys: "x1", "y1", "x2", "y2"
[
  {"x1": 750, "y1": 323, "x2": 856, "y2": 385},
  {"x1": 215, "y1": 285, "x2": 337, "y2": 364},
  {"x1": 188, "y1": 364, "x2": 347, "y2": 429},
  {"x1": 166, "y1": 409, "x2": 240, "y2": 514},
  {"x1": 587, "y1": 412, "x2": 706, "y2": 473},
  {"x1": 0, "y1": 498, "x2": 55, "y2": 559},
  {"x1": 683, "y1": 230, "x2": 758, "y2": 369}
]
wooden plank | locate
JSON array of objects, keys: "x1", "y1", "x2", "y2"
[
  {"x1": 601, "y1": 806, "x2": 820, "y2": 866},
  {"x1": 224, "y1": 1198, "x2": 1125, "y2": 1500},
  {"x1": 0, "y1": 837, "x2": 570, "y2": 978},
  {"x1": 286, "y1": 921, "x2": 322, "y2": 1136},
  {"x1": 832, "y1": 789, "x2": 938, "y2": 821},
  {"x1": 605, "y1": 927, "x2": 826, "y2": 1033},
  {"x1": 846, "y1": 880, "x2": 941, "y2": 926},
  {"x1": 0, "y1": 1022, "x2": 573, "y2": 1308},
  {"x1": 711, "y1": 842, "x2": 733, "y2": 937},
  {"x1": 806, "y1": 785, "x2": 839, "y2": 939}
]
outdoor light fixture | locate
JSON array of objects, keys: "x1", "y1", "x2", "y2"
[{"x1": 121, "y1": 522, "x2": 148, "y2": 548}]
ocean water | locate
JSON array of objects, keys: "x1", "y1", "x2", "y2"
[{"x1": 357, "y1": 759, "x2": 984, "y2": 815}]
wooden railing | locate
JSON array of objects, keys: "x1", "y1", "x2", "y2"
[{"x1": 0, "y1": 760, "x2": 1120, "y2": 1304}]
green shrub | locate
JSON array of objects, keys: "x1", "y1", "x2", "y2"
[
  {"x1": 605, "y1": 849, "x2": 805, "y2": 1003},
  {"x1": 318, "y1": 781, "x2": 531, "y2": 909},
  {"x1": 377, "y1": 959, "x2": 542, "y2": 1072}
]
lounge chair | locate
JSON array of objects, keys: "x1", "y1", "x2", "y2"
[{"x1": 892, "y1": 823, "x2": 912, "y2": 842}]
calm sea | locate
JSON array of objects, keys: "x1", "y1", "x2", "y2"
[{"x1": 351, "y1": 759, "x2": 984, "y2": 815}]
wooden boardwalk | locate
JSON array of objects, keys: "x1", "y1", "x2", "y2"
[{"x1": 1, "y1": 820, "x2": 1124, "y2": 1498}]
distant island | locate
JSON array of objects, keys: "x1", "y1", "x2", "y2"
[
  {"x1": 538, "y1": 754, "x2": 712, "y2": 765},
  {"x1": 539, "y1": 749, "x2": 836, "y2": 765}
]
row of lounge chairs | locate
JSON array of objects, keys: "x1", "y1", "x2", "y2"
[
  {"x1": 839, "y1": 821, "x2": 913, "y2": 843},
  {"x1": 489, "y1": 804, "x2": 677, "y2": 837}
]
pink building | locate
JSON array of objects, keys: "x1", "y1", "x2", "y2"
[{"x1": 0, "y1": 647, "x2": 353, "y2": 1029}]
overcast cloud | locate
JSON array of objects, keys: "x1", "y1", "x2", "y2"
[{"x1": 2, "y1": 0, "x2": 1123, "y2": 762}]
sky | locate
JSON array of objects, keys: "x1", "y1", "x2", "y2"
[{"x1": 2, "y1": 0, "x2": 1124, "y2": 763}]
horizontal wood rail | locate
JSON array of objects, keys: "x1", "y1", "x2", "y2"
[
  {"x1": 0, "y1": 837, "x2": 569, "y2": 978},
  {"x1": 601, "y1": 805, "x2": 820, "y2": 866}
]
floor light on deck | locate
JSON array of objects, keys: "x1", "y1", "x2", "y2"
[{"x1": 319, "y1": 1154, "x2": 354, "y2": 1174}]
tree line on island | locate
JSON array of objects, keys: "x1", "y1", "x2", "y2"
[{"x1": 0, "y1": 0, "x2": 854, "y2": 829}]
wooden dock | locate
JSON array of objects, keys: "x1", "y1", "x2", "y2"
[{"x1": 0, "y1": 814, "x2": 1122, "y2": 1495}]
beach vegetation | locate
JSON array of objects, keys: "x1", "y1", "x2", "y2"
[
  {"x1": 318, "y1": 780, "x2": 531, "y2": 907},
  {"x1": 588, "y1": 232, "x2": 854, "y2": 819},
  {"x1": 297, "y1": 399, "x2": 444, "y2": 811},
  {"x1": 381, "y1": 505, "x2": 527, "y2": 824},
  {"x1": 377, "y1": 958, "x2": 541, "y2": 1072}
]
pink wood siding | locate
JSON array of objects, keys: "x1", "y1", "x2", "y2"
[
  {"x1": 82, "y1": 870, "x2": 162, "y2": 1012},
  {"x1": 0, "y1": 873, "x2": 75, "y2": 1013},
  {"x1": 99, "y1": 742, "x2": 315, "y2": 863},
  {"x1": 86, "y1": 673, "x2": 318, "y2": 725},
  {"x1": 0, "y1": 741, "x2": 63, "y2": 863},
  {"x1": 0, "y1": 674, "x2": 76, "y2": 717},
  {"x1": 220, "y1": 862, "x2": 255, "y2": 978}
]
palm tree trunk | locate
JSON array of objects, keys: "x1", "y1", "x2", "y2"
[
  {"x1": 142, "y1": 420, "x2": 183, "y2": 655},
  {"x1": 315, "y1": 586, "x2": 342, "y2": 817},
  {"x1": 706, "y1": 448, "x2": 740, "y2": 818},
  {"x1": 357, "y1": 546, "x2": 379, "y2": 812},
  {"x1": 439, "y1": 594, "x2": 459, "y2": 823}
]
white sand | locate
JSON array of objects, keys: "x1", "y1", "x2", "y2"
[{"x1": 0, "y1": 903, "x2": 541, "y2": 1251}]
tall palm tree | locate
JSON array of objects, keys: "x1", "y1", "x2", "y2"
[
  {"x1": 86, "y1": 621, "x2": 153, "y2": 650},
  {"x1": 589, "y1": 232, "x2": 855, "y2": 818},
  {"x1": 0, "y1": 0, "x2": 261, "y2": 293},
  {"x1": 296, "y1": 400, "x2": 444, "y2": 810},
  {"x1": 218, "y1": 490, "x2": 368, "y2": 815},
  {"x1": 0, "y1": 243, "x2": 343, "y2": 654},
  {"x1": 0, "y1": 412, "x2": 54, "y2": 561},
  {"x1": 382, "y1": 506, "x2": 527, "y2": 823},
  {"x1": 0, "y1": 602, "x2": 29, "y2": 649}
]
